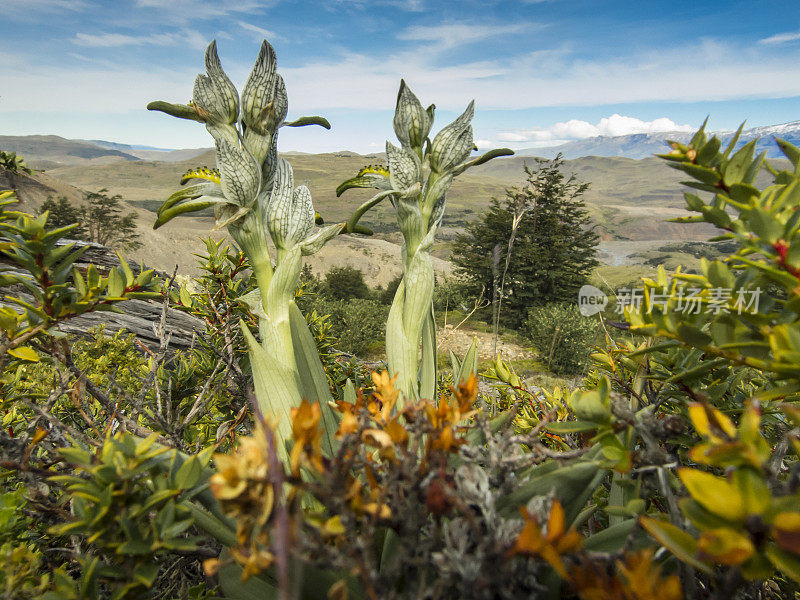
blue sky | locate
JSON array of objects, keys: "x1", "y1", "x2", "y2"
[{"x1": 2, "y1": 0, "x2": 800, "y2": 153}]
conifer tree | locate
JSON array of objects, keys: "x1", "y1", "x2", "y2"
[{"x1": 451, "y1": 155, "x2": 599, "y2": 327}]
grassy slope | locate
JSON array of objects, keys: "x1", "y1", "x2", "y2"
[{"x1": 44, "y1": 152, "x2": 720, "y2": 243}]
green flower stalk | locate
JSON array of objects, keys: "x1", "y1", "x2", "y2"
[
  {"x1": 148, "y1": 40, "x2": 339, "y2": 463},
  {"x1": 338, "y1": 80, "x2": 514, "y2": 406}
]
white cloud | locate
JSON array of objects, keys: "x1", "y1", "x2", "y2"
[
  {"x1": 398, "y1": 22, "x2": 536, "y2": 50},
  {"x1": 74, "y1": 30, "x2": 207, "y2": 50},
  {"x1": 0, "y1": 0, "x2": 89, "y2": 18},
  {"x1": 496, "y1": 114, "x2": 694, "y2": 145},
  {"x1": 134, "y1": 0, "x2": 275, "y2": 19},
  {"x1": 329, "y1": 0, "x2": 425, "y2": 11},
  {"x1": 759, "y1": 31, "x2": 800, "y2": 45},
  {"x1": 237, "y1": 21, "x2": 279, "y2": 40},
  {"x1": 269, "y1": 38, "x2": 800, "y2": 114}
]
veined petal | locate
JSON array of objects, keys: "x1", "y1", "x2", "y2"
[
  {"x1": 386, "y1": 142, "x2": 422, "y2": 192},
  {"x1": 430, "y1": 101, "x2": 475, "y2": 173},
  {"x1": 266, "y1": 158, "x2": 316, "y2": 249},
  {"x1": 241, "y1": 40, "x2": 288, "y2": 135},
  {"x1": 204, "y1": 40, "x2": 239, "y2": 124},
  {"x1": 193, "y1": 74, "x2": 229, "y2": 125},
  {"x1": 300, "y1": 223, "x2": 344, "y2": 256},
  {"x1": 215, "y1": 139, "x2": 260, "y2": 207}
]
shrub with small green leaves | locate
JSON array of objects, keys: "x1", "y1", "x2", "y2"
[
  {"x1": 323, "y1": 265, "x2": 372, "y2": 301},
  {"x1": 525, "y1": 303, "x2": 599, "y2": 374},
  {"x1": 311, "y1": 297, "x2": 387, "y2": 357},
  {"x1": 51, "y1": 433, "x2": 215, "y2": 599}
]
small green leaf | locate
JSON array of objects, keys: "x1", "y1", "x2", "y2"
[
  {"x1": 677, "y1": 324, "x2": 712, "y2": 348},
  {"x1": 776, "y1": 138, "x2": 800, "y2": 168},
  {"x1": 748, "y1": 207, "x2": 783, "y2": 244},
  {"x1": 545, "y1": 421, "x2": 598, "y2": 433},
  {"x1": 174, "y1": 456, "x2": 202, "y2": 489},
  {"x1": 640, "y1": 516, "x2": 713, "y2": 573},
  {"x1": 723, "y1": 139, "x2": 756, "y2": 186},
  {"x1": 8, "y1": 346, "x2": 39, "y2": 362}
]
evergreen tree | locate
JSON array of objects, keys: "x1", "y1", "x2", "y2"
[
  {"x1": 40, "y1": 196, "x2": 86, "y2": 238},
  {"x1": 38, "y1": 190, "x2": 141, "y2": 250},
  {"x1": 82, "y1": 189, "x2": 141, "y2": 251},
  {"x1": 451, "y1": 155, "x2": 599, "y2": 327}
]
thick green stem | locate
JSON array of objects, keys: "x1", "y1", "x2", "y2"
[{"x1": 230, "y1": 210, "x2": 273, "y2": 309}]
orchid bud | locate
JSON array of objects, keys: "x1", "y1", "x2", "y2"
[
  {"x1": 430, "y1": 101, "x2": 475, "y2": 173},
  {"x1": 241, "y1": 40, "x2": 288, "y2": 136},
  {"x1": 393, "y1": 80, "x2": 432, "y2": 150},
  {"x1": 191, "y1": 41, "x2": 239, "y2": 126}
]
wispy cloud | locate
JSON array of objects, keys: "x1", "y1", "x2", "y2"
[
  {"x1": 134, "y1": 0, "x2": 275, "y2": 20},
  {"x1": 73, "y1": 30, "x2": 207, "y2": 50},
  {"x1": 276, "y1": 38, "x2": 800, "y2": 113},
  {"x1": 398, "y1": 21, "x2": 536, "y2": 50},
  {"x1": 497, "y1": 115, "x2": 694, "y2": 146},
  {"x1": 759, "y1": 30, "x2": 800, "y2": 45},
  {"x1": 327, "y1": 0, "x2": 426, "y2": 12},
  {"x1": 0, "y1": 0, "x2": 89, "y2": 18},
  {"x1": 237, "y1": 21, "x2": 279, "y2": 41}
]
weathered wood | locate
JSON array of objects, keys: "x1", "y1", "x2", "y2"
[
  {"x1": 1, "y1": 239, "x2": 204, "y2": 350},
  {"x1": 57, "y1": 299, "x2": 203, "y2": 349}
]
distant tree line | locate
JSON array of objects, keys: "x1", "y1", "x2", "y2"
[{"x1": 39, "y1": 188, "x2": 141, "y2": 251}]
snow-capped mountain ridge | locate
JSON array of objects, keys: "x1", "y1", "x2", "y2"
[{"x1": 518, "y1": 121, "x2": 800, "y2": 160}]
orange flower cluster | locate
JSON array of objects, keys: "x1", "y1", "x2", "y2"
[
  {"x1": 422, "y1": 374, "x2": 479, "y2": 453},
  {"x1": 290, "y1": 399, "x2": 325, "y2": 476},
  {"x1": 207, "y1": 420, "x2": 276, "y2": 580},
  {"x1": 336, "y1": 371, "x2": 480, "y2": 459},
  {"x1": 569, "y1": 549, "x2": 681, "y2": 600},
  {"x1": 507, "y1": 499, "x2": 582, "y2": 578},
  {"x1": 204, "y1": 371, "x2": 483, "y2": 579}
]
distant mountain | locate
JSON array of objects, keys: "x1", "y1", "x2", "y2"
[
  {"x1": 86, "y1": 140, "x2": 175, "y2": 152},
  {"x1": 519, "y1": 121, "x2": 800, "y2": 159},
  {"x1": 0, "y1": 135, "x2": 210, "y2": 167},
  {"x1": 0, "y1": 135, "x2": 141, "y2": 167},
  {"x1": 84, "y1": 140, "x2": 211, "y2": 162}
]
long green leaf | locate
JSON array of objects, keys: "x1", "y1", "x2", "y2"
[
  {"x1": 419, "y1": 304, "x2": 437, "y2": 401},
  {"x1": 497, "y1": 459, "x2": 606, "y2": 523},
  {"x1": 455, "y1": 336, "x2": 478, "y2": 385},
  {"x1": 288, "y1": 302, "x2": 339, "y2": 456},
  {"x1": 241, "y1": 322, "x2": 300, "y2": 466}
]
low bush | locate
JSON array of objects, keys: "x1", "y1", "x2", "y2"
[
  {"x1": 312, "y1": 297, "x2": 387, "y2": 356},
  {"x1": 525, "y1": 303, "x2": 599, "y2": 374},
  {"x1": 323, "y1": 265, "x2": 372, "y2": 301}
]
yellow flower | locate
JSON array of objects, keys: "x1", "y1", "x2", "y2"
[
  {"x1": 773, "y1": 512, "x2": 800, "y2": 555},
  {"x1": 290, "y1": 399, "x2": 324, "y2": 475},
  {"x1": 569, "y1": 549, "x2": 681, "y2": 600},
  {"x1": 507, "y1": 500, "x2": 582, "y2": 578}
]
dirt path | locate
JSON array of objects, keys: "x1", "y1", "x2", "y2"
[{"x1": 437, "y1": 324, "x2": 534, "y2": 363}]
